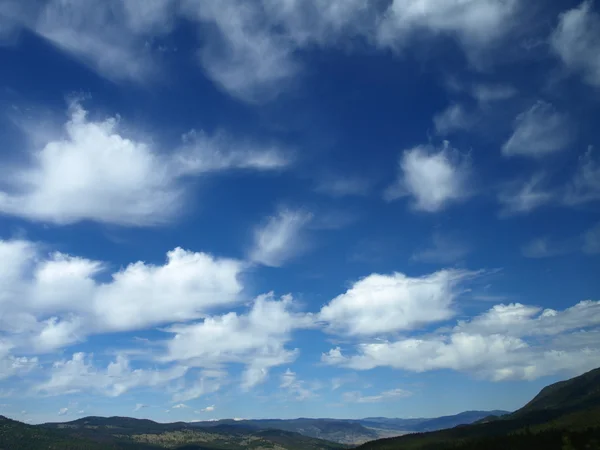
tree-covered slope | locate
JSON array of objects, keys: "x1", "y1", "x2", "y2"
[{"x1": 356, "y1": 367, "x2": 600, "y2": 450}]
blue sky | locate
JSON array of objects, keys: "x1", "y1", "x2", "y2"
[{"x1": 0, "y1": 0, "x2": 600, "y2": 425}]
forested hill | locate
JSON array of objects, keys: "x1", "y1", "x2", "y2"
[
  {"x1": 1, "y1": 414, "x2": 348, "y2": 450},
  {"x1": 356, "y1": 367, "x2": 600, "y2": 450}
]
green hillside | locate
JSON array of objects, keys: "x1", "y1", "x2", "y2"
[{"x1": 357, "y1": 367, "x2": 600, "y2": 450}]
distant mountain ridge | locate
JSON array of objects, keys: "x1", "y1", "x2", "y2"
[
  {"x1": 0, "y1": 409, "x2": 513, "y2": 449},
  {"x1": 185, "y1": 410, "x2": 509, "y2": 444}
]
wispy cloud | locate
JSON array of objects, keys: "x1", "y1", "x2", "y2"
[
  {"x1": 551, "y1": 1, "x2": 600, "y2": 88},
  {"x1": 412, "y1": 232, "x2": 470, "y2": 264},
  {"x1": 502, "y1": 102, "x2": 573, "y2": 158},
  {"x1": 342, "y1": 388, "x2": 411, "y2": 403},
  {"x1": 249, "y1": 208, "x2": 313, "y2": 267}
]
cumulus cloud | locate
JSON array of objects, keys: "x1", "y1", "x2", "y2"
[
  {"x1": 342, "y1": 388, "x2": 411, "y2": 404},
  {"x1": 0, "y1": 102, "x2": 290, "y2": 226},
  {"x1": 385, "y1": 142, "x2": 471, "y2": 212},
  {"x1": 323, "y1": 300, "x2": 600, "y2": 381},
  {"x1": 161, "y1": 293, "x2": 313, "y2": 391},
  {"x1": 58, "y1": 407, "x2": 69, "y2": 416},
  {"x1": 249, "y1": 208, "x2": 313, "y2": 267},
  {"x1": 551, "y1": 1, "x2": 600, "y2": 88},
  {"x1": 319, "y1": 269, "x2": 475, "y2": 336},
  {"x1": 35, "y1": 352, "x2": 187, "y2": 397},
  {"x1": 502, "y1": 102, "x2": 573, "y2": 158},
  {"x1": 0, "y1": 238, "x2": 245, "y2": 352}
]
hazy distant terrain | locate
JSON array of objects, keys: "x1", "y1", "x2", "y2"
[
  {"x1": 188, "y1": 411, "x2": 509, "y2": 444},
  {"x1": 2, "y1": 367, "x2": 600, "y2": 449}
]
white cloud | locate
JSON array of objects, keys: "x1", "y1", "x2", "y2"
[
  {"x1": 197, "y1": 405, "x2": 215, "y2": 413},
  {"x1": 434, "y1": 104, "x2": 475, "y2": 135},
  {"x1": 314, "y1": 175, "x2": 371, "y2": 198},
  {"x1": 454, "y1": 301, "x2": 600, "y2": 338},
  {"x1": 161, "y1": 293, "x2": 313, "y2": 391},
  {"x1": 583, "y1": 223, "x2": 600, "y2": 254},
  {"x1": 172, "y1": 403, "x2": 188, "y2": 409},
  {"x1": 564, "y1": 147, "x2": 600, "y2": 206},
  {"x1": 0, "y1": 102, "x2": 290, "y2": 226},
  {"x1": 1, "y1": 102, "x2": 176, "y2": 226},
  {"x1": 342, "y1": 388, "x2": 411, "y2": 403},
  {"x1": 249, "y1": 208, "x2": 313, "y2": 267},
  {"x1": 0, "y1": 343, "x2": 38, "y2": 381},
  {"x1": 521, "y1": 237, "x2": 575, "y2": 259},
  {"x1": 5, "y1": 1, "x2": 524, "y2": 101},
  {"x1": 385, "y1": 142, "x2": 471, "y2": 212},
  {"x1": 471, "y1": 84, "x2": 517, "y2": 103},
  {"x1": 279, "y1": 368, "x2": 316, "y2": 400},
  {"x1": 523, "y1": 222, "x2": 600, "y2": 257},
  {"x1": 58, "y1": 407, "x2": 69, "y2": 416},
  {"x1": 502, "y1": 102, "x2": 573, "y2": 158},
  {"x1": 319, "y1": 269, "x2": 475, "y2": 336},
  {"x1": 551, "y1": 1, "x2": 600, "y2": 88},
  {"x1": 182, "y1": 0, "x2": 300, "y2": 103},
  {"x1": 171, "y1": 375, "x2": 223, "y2": 404},
  {"x1": 499, "y1": 148, "x2": 600, "y2": 215},
  {"x1": 498, "y1": 173, "x2": 554, "y2": 215},
  {"x1": 412, "y1": 232, "x2": 470, "y2": 264},
  {"x1": 36, "y1": 352, "x2": 187, "y2": 397},
  {"x1": 0, "y1": 238, "x2": 245, "y2": 350},
  {"x1": 377, "y1": 0, "x2": 520, "y2": 63},
  {"x1": 323, "y1": 300, "x2": 600, "y2": 381},
  {"x1": 176, "y1": 130, "x2": 291, "y2": 174},
  {"x1": 280, "y1": 368, "x2": 297, "y2": 389},
  {"x1": 194, "y1": 0, "x2": 522, "y2": 101},
  {"x1": 33, "y1": 0, "x2": 175, "y2": 83}
]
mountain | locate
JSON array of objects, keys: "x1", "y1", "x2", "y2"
[
  {"x1": 356, "y1": 367, "x2": 600, "y2": 450},
  {"x1": 190, "y1": 418, "x2": 380, "y2": 445},
  {"x1": 0, "y1": 415, "x2": 127, "y2": 449},
  {"x1": 0, "y1": 415, "x2": 348, "y2": 450},
  {"x1": 186, "y1": 412, "x2": 507, "y2": 445},
  {"x1": 355, "y1": 410, "x2": 510, "y2": 433},
  {"x1": 512, "y1": 367, "x2": 600, "y2": 417}
]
